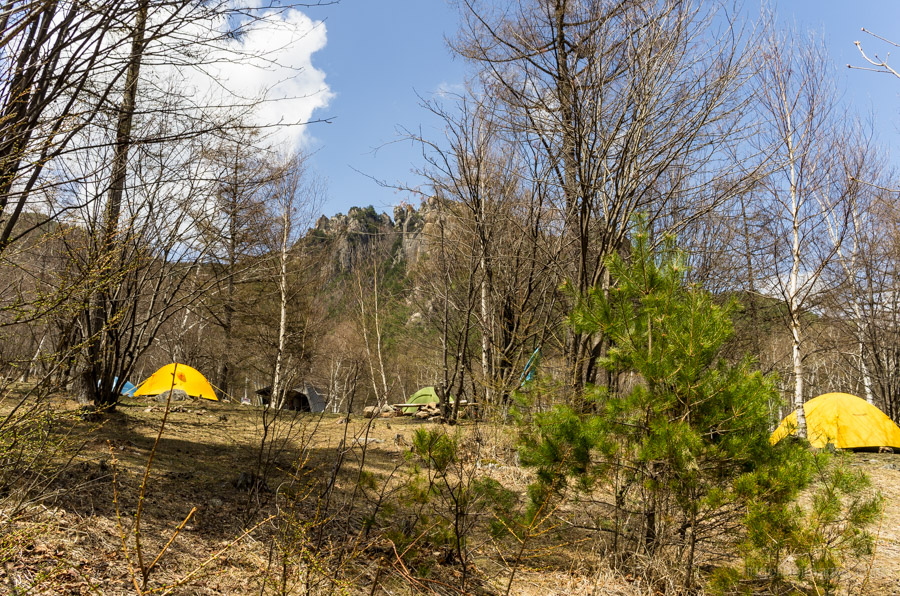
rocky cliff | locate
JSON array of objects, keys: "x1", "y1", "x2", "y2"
[{"x1": 307, "y1": 201, "x2": 436, "y2": 275}]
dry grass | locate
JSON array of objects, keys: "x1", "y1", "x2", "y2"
[
  {"x1": 2, "y1": 394, "x2": 899, "y2": 594},
  {"x1": 846, "y1": 453, "x2": 900, "y2": 595}
]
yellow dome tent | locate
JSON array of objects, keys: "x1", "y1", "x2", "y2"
[
  {"x1": 133, "y1": 363, "x2": 218, "y2": 401},
  {"x1": 770, "y1": 392, "x2": 900, "y2": 449}
]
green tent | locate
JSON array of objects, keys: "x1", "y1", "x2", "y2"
[{"x1": 403, "y1": 386, "x2": 453, "y2": 414}]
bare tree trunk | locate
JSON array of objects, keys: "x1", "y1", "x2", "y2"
[
  {"x1": 476, "y1": 160, "x2": 495, "y2": 406},
  {"x1": 86, "y1": 0, "x2": 149, "y2": 410},
  {"x1": 788, "y1": 132, "x2": 806, "y2": 436},
  {"x1": 372, "y1": 273, "x2": 389, "y2": 402},
  {"x1": 21, "y1": 334, "x2": 46, "y2": 383},
  {"x1": 857, "y1": 312, "x2": 875, "y2": 403},
  {"x1": 102, "y1": 0, "x2": 148, "y2": 249},
  {"x1": 220, "y1": 194, "x2": 237, "y2": 401},
  {"x1": 271, "y1": 208, "x2": 290, "y2": 410},
  {"x1": 272, "y1": 174, "x2": 293, "y2": 409},
  {"x1": 356, "y1": 258, "x2": 390, "y2": 406},
  {"x1": 73, "y1": 369, "x2": 94, "y2": 406},
  {"x1": 480, "y1": 251, "x2": 492, "y2": 405},
  {"x1": 551, "y1": 1, "x2": 589, "y2": 395},
  {"x1": 790, "y1": 310, "x2": 806, "y2": 435}
]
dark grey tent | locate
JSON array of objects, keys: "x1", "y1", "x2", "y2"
[{"x1": 255, "y1": 382, "x2": 326, "y2": 412}]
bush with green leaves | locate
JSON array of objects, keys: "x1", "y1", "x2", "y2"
[{"x1": 518, "y1": 224, "x2": 841, "y2": 591}]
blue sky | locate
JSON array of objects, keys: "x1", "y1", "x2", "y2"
[
  {"x1": 783, "y1": 0, "x2": 900, "y2": 151},
  {"x1": 294, "y1": 1, "x2": 900, "y2": 218},
  {"x1": 301, "y1": 1, "x2": 465, "y2": 217}
]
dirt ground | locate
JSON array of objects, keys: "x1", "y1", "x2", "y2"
[
  {"x1": 2, "y1": 395, "x2": 900, "y2": 595},
  {"x1": 846, "y1": 454, "x2": 900, "y2": 595}
]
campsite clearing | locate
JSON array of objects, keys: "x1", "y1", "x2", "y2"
[{"x1": 4, "y1": 394, "x2": 900, "y2": 594}]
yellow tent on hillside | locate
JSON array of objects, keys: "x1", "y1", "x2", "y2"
[
  {"x1": 133, "y1": 363, "x2": 218, "y2": 401},
  {"x1": 770, "y1": 392, "x2": 900, "y2": 449}
]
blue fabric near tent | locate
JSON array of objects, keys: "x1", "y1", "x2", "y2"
[
  {"x1": 120, "y1": 380, "x2": 137, "y2": 396},
  {"x1": 519, "y1": 348, "x2": 541, "y2": 386},
  {"x1": 98, "y1": 377, "x2": 137, "y2": 396}
]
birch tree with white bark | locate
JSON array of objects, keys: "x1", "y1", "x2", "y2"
[
  {"x1": 267, "y1": 151, "x2": 320, "y2": 408},
  {"x1": 751, "y1": 29, "x2": 848, "y2": 436}
]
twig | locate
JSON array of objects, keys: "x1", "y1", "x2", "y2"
[
  {"x1": 108, "y1": 441, "x2": 141, "y2": 594},
  {"x1": 110, "y1": 368, "x2": 178, "y2": 594},
  {"x1": 860, "y1": 503, "x2": 885, "y2": 593},
  {"x1": 155, "y1": 514, "x2": 276, "y2": 595},
  {"x1": 368, "y1": 557, "x2": 384, "y2": 596},
  {"x1": 135, "y1": 365, "x2": 178, "y2": 590},
  {"x1": 144, "y1": 507, "x2": 197, "y2": 578},
  {"x1": 861, "y1": 28, "x2": 900, "y2": 48}
]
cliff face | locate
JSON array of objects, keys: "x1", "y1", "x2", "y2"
[
  {"x1": 393, "y1": 203, "x2": 426, "y2": 266},
  {"x1": 308, "y1": 201, "x2": 435, "y2": 275}
]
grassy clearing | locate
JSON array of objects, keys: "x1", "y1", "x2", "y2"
[{"x1": 1, "y1": 393, "x2": 898, "y2": 595}]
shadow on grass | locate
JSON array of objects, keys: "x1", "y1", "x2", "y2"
[{"x1": 45, "y1": 398, "x2": 415, "y2": 546}]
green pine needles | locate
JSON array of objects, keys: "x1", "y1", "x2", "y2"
[{"x1": 519, "y1": 222, "x2": 880, "y2": 593}]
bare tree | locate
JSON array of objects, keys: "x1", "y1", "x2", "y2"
[
  {"x1": 452, "y1": 0, "x2": 758, "y2": 395},
  {"x1": 63, "y1": 100, "x2": 223, "y2": 406},
  {"x1": 197, "y1": 131, "x2": 273, "y2": 400},
  {"x1": 748, "y1": 28, "x2": 849, "y2": 435},
  {"x1": 412, "y1": 92, "x2": 559, "y2": 415},
  {"x1": 814, "y1": 126, "x2": 885, "y2": 403},
  {"x1": 267, "y1": 151, "x2": 321, "y2": 407},
  {"x1": 862, "y1": 197, "x2": 900, "y2": 421}
]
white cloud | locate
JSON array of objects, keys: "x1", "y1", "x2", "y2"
[
  {"x1": 150, "y1": 5, "x2": 333, "y2": 151},
  {"x1": 434, "y1": 81, "x2": 465, "y2": 98},
  {"x1": 213, "y1": 8, "x2": 333, "y2": 149}
]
